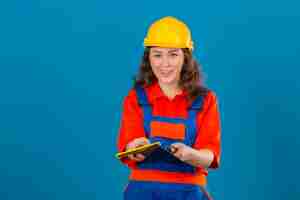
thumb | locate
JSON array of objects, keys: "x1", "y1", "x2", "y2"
[
  {"x1": 169, "y1": 143, "x2": 183, "y2": 153},
  {"x1": 135, "y1": 137, "x2": 149, "y2": 146},
  {"x1": 171, "y1": 142, "x2": 184, "y2": 149}
]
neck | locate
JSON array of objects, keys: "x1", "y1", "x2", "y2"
[{"x1": 158, "y1": 82, "x2": 182, "y2": 100}]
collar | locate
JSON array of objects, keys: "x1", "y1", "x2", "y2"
[{"x1": 146, "y1": 81, "x2": 187, "y2": 103}]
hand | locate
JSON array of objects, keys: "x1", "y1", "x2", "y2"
[
  {"x1": 126, "y1": 137, "x2": 149, "y2": 162},
  {"x1": 169, "y1": 143, "x2": 196, "y2": 162},
  {"x1": 170, "y1": 143, "x2": 215, "y2": 168}
]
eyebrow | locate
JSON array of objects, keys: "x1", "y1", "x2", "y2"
[
  {"x1": 151, "y1": 49, "x2": 180, "y2": 54},
  {"x1": 168, "y1": 49, "x2": 180, "y2": 53}
]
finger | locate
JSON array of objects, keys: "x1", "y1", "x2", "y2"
[
  {"x1": 135, "y1": 142, "x2": 147, "y2": 148},
  {"x1": 128, "y1": 154, "x2": 135, "y2": 160},
  {"x1": 128, "y1": 154, "x2": 139, "y2": 161},
  {"x1": 127, "y1": 138, "x2": 148, "y2": 149},
  {"x1": 134, "y1": 154, "x2": 145, "y2": 161},
  {"x1": 126, "y1": 141, "x2": 136, "y2": 150},
  {"x1": 171, "y1": 142, "x2": 183, "y2": 148},
  {"x1": 136, "y1": 138, "x2": 149, "y2": 146},
  {"x1": 129, "y1": 153, "x2": 145, "y2": 162},
  {"x1": 170, "y1": 146, "x2": 178, "y2": 154},
  {"x1": 173, "y1": 151, "x2": 183, "y2": 160},
  {"x1": 170, "y1": 143, "x2": 184, "y2": 151}
]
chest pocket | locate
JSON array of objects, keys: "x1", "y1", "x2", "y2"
[
  {"x1": 135, "y1": 85, "x2": 204, "y2": 173},
  {"x1": 150, "y1": 120, "x2": 185, "y2": 140}
]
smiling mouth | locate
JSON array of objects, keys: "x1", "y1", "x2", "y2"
[{"x1": 160, "y1": 70, "x2": 173, "y2": 76}]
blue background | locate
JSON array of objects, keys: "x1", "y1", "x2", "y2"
[{"x1": 1, "y1": 0, "x2": 299, "y2": 199}]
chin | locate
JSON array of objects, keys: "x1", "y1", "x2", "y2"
[{"x1": 159, "y1": 78, "x2": 178, "y2": 85}]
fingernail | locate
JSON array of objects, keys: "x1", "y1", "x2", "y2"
[{"x1": 171, "y1": 147, "x2": 178, "y2": 153}]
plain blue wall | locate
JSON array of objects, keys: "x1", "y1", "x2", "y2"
[{"x1": 1, "y1": 0, "x2": 299, "y2": 199}]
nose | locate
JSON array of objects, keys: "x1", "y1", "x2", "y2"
[{"x1": 161, "y1": 56, "x2": 169, "y2": 67}]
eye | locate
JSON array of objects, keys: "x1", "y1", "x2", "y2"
[
  {"x1": 170, "y1": 53, "x2": 178, "y2": 57},
  {"x1": 153, "y1": 54, "x2": 161, "y2": 58}
]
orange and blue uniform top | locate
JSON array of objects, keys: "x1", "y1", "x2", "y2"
[{"x1": 117, "y1": 82, "x2": 221, "y2": 186}]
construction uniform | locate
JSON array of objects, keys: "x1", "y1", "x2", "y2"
[{"x1": 117, "y1": 82, "x2": 221, "y2": 200}]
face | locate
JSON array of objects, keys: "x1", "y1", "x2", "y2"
[{"x1": 149, "y1": 47, "x2": 184, "y2": 86}]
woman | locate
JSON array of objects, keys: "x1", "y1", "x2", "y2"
[{"x1": 117, "y1": 16, "x2": 221, "y2": 200}]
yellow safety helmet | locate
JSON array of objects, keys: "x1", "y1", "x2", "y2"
[{"x1": 144, "y1": 16, "x2": 194, "y2": 51}]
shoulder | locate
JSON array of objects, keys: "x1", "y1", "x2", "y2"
[
  {"x1": 123, "y1": 88, "x2": 138, "y2": 105},
  {"x1": 201, "y1": 89, "x2": 219, "y2": 110},
  {"x1": 205, "y1": 89, "x2": 218, "y2": 102},
  {"x1": 120, "y1": 88, "x2": 144, "y2": 116},
  {"x1": 123, "y1": 85, "x2": 151, "y2": 107}
]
